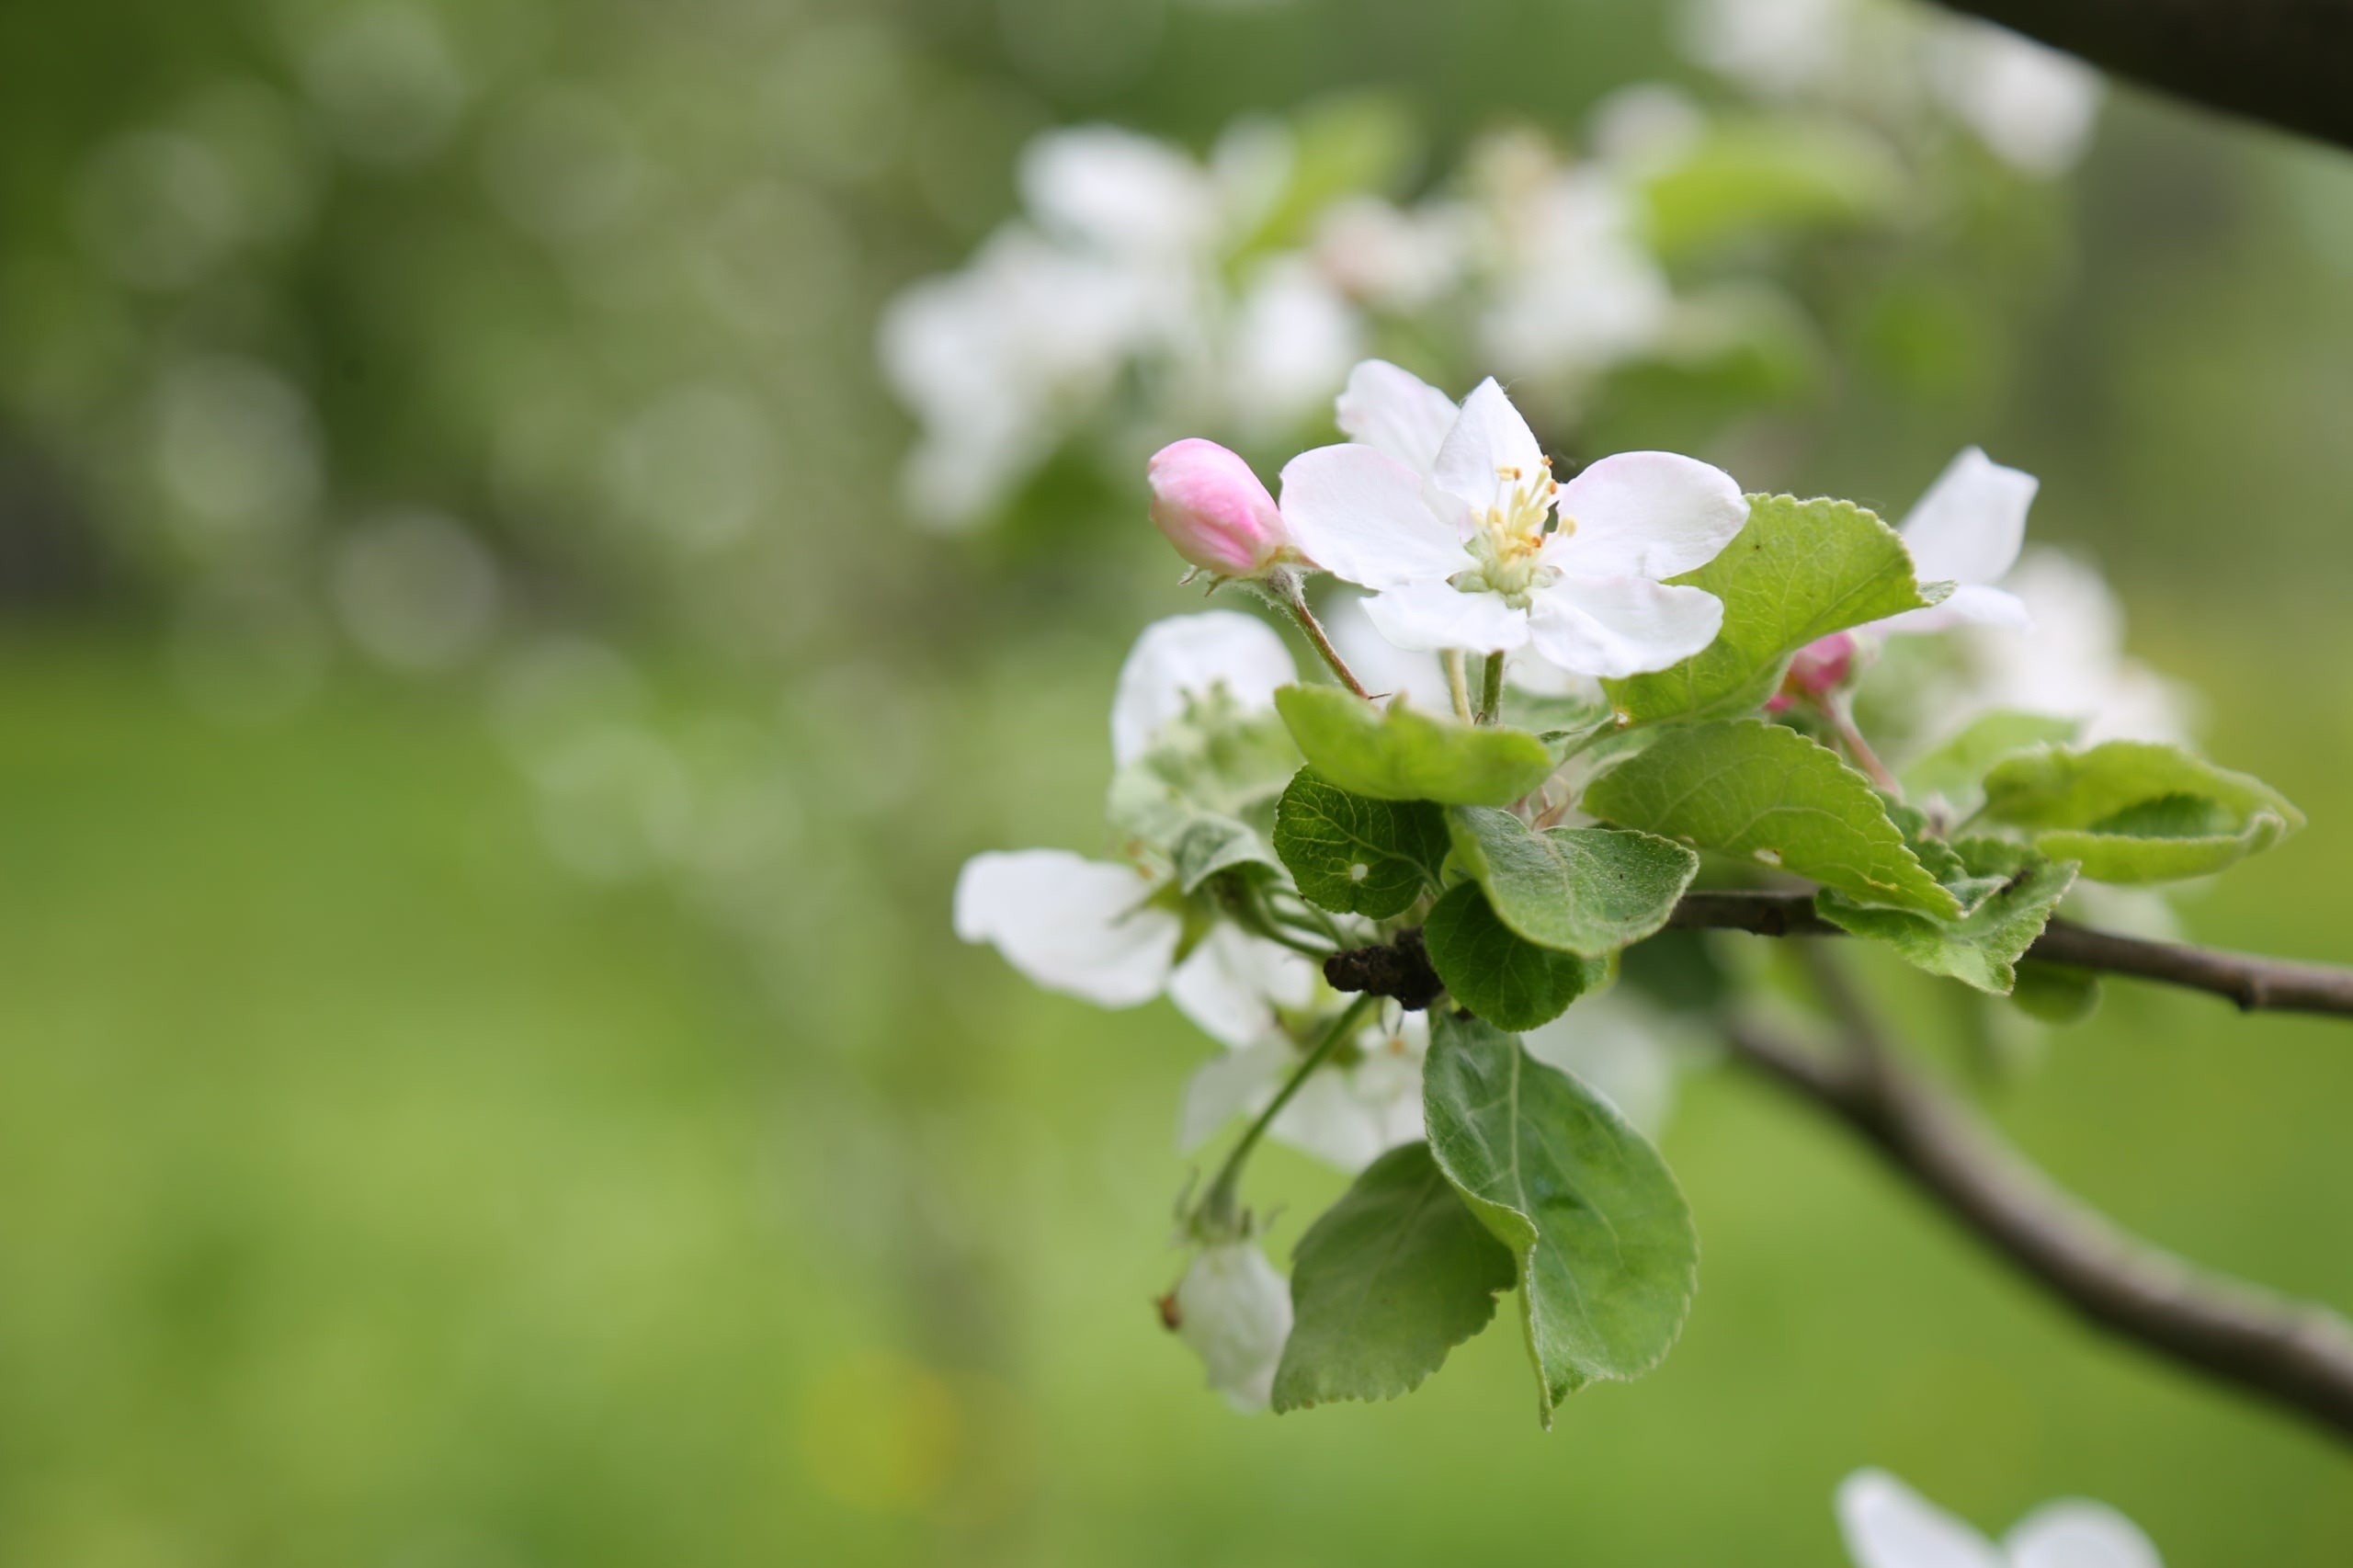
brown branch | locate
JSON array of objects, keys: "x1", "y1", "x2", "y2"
[
  {"x1": 1931, "y1": 0, "x2": 2353, "y2": 152},
  {"x1": 1668, "y1": 890, "x2": 2353, "y2": 1019},
  {"x1": 1724, "y1": 973, "x2": 2353, "y2": 1444}
]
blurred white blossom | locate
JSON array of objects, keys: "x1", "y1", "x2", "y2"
[{"x1": 1836, "y1": 1468, "x2": 2161, "y2": 1568}]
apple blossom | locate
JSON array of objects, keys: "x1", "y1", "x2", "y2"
[
  {"x1": 1875, "y1": 446, "x2": 2039, "y2": 636},
  {"x1": 1836, "y1": 1469, "x2": 2161, "y2": 1568},
  {"x1": 1146, "y1": 438, "x2": 1295, "y2": 579},
  {"x1": 1280, "y1": 361, "x2": 1747, "y2": 679},
  {"x1": 956, "y1": 611, "x2": 1313, "y2": 1045},
  {"x1": 1168, "y1": 1240, "x2": 1292, "y2": 1413}
]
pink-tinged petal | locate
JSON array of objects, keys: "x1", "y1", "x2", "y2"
[
  {"x1": 1783, "y1": 631, "x2": 1858, "y2": 699},
  {"x1": 1550, "y1": 450, "x2": 1747, "y2": 580},
  {"x1": 1835, "y1": 1471, "x2": 2007, "y2": 1568},
  {"x1": 1429, "y1": 378, "x2": 1548, "y2": 514},
  {"x1": 1900, "y1": 446, "x2": 2037, "y2": 587},
  {"x1": 953, "y1": 850, "x2": 1179, "y2": 1006},
  {"x1": 1526, "y1": 576, "x2": 1723, "y2": 678},
  {"x1": 1147, "y1": 438, "x2": 1290, "y2": 576},
  {"x1": 1335, "y1": 358, "x2": 1461, "y2": 475},
  {"x1": 2005, "y1": 1502, "x2": 2163, "y2": 1568},
  {"x1": 1110, "y1": 611, "x2": 1296, "y2": 765},
  {"x1": 1363, "y1": 580, "x2": 1529, "y2": 657},
  {"x1": 1167, "y1": 926, "x2": 1318, "y2": 1049},
  {"x1": 1875, "y1": 582, "x2": 2031, "y2": 638},
  {"x1": 1279, "y1": 443, "x2": 1466, "y2": 589}
]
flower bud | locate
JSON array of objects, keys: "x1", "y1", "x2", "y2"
[
  {"x1": 1147, "y1": 439, "x2": 1291, "y2": 578},
  {"x1": 1166, "y1": 1241, "x2": 1291, "y2": 1412},
  {"x1": 1768, "y1": 631, "x2": 1858, "y2": 711}
]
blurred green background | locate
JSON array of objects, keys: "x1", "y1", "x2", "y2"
[{"x1": 5, "y1": 0, "x2": 2353, "y2": 1562}]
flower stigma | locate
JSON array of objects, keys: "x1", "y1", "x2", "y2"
[{"x1": 1450, "y1": 457, "x2": 1563, "y2": 606}]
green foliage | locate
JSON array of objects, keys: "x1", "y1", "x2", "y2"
[
  {"x1": 1271, "y1": 1142, "x2": 1516, "y2": 1412},
  {"x1": 1108, "y1": 699, "x2": 1301, "y2": 857},
  {"x1": 1447, "y1": 808, "x2": 1699, "y2": 956},
  {"x1": 1638, "y1": 120, "x2": 1906, "y2": 260},
  {"x1": 1903, "y1": 711, "x2": 2082, "y2": 818},
  {"x1": 1168, "y1": 812, "x2": 1281, "y2": 894},
  {"x1": 1601, "y1": 495, "x2": 1947, "y2": 725},
  {"x1": 1272, "y1": 768, "x2": 1449, "y2": 918},
  {"x1": 1979, "y1": 741, "x2": 2305, "y2": 883},
  {"x1": 1274, "y1": 686, "x2": 1554, "y2": 807},
  {"x1": 1585, "y1": 721, "x2": 1960, "y2": 916},
  {"x1": 1421, "y1": 1013, "x2": 1699, "y2": 1426},
  {"x1": 1816, "y1": 839, "x2": 2079, "y2": 994},
  {"x1": 2010, "y1": 960, "x2": 2106, "y2": 1024},
  {"x1": 1422, "y1": 882, "x2": 1611, "y2": 1029}
]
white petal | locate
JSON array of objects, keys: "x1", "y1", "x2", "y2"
[
  {"x1": 1551, "y1": 451, "x2": 1748, "y2": 580},
  {"x1": 1167, "y1": 925, "x2": 1318, "y2": 1050},
  {"x1": 1326, "y1": 594, "x2": 1456, "y2": 710},
  {"x1": 952, "y1": 850, "x2": 1178, "y2": 1006},
  {"x1": 1429, "y1": 378, "x2": 1548, "y2": 515},
  {"x1": 1222, "y1": 260, "x2": 1366, "y2": 437},
  {"x1": 1835, "y1": 1470, "x2": 2007, "y2": 1568},
  {"x1": 1018, "y1": 125, "x2": 1215, "y2": 258},
  {"x1": 1279, "y1": 443, "x2": 1466, "y2": 590},
  {"x1": 1526, "y1": 576, "x2": 1722, "y2": 678},
  {"x1": 1335, "y1": 358, "x2": 1461, "y2": 475},
  {"x1": 1875, "y1": 583, "x2": 2032, "y2": 638},
  {"x1": 1270, "y1": 1067, "x2": 1406, "y2": 1173},
  {"x1": 1176, "y1": 1041, "x2": 1291, "y2": 1152},
  {"x1": 1109, "y1": 611, "x2": 1297, "y2": 766},
  {"x1": 1173, "y1": 1242, "x2": 1292, "y2": 1413},
  {"x1": 1364, "y1": 580, "x2": 1530, "y2": 656},
  {"x1": 1900, "y1": 447, "x2": 2038, "y2": 588},
  {"x1": 2005, "y1": 1501, "x2": 2163, "y2": 1568}
]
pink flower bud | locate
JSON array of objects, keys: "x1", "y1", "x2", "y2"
[
  {"x1": 1147, "y1": 439, "x2": 1291, "y2": 578},
  {"x1": 1768, "y1": 631, "x2": 1858, "y2": 712}
]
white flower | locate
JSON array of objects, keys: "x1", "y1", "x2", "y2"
[
  {"x1": 1475, "y1": 168, "x2": 1673, "y2": 383},
  {"x1": 1951, "y1": 549, "x2": 2192, "y2": 746},
  {"x1": 1220, "y1": 256, "x2": 1368, "y2": 437},
  {"x1": 1927, "y1": 23, "x2": 2103, "y2": 176},
  {"x1": 1171, "y1": 1241, "x2": 1291, "y2": 1413},
  {"x1": 1178, "y1": 1010, "x2": 1427, "y2": 1173},
  {"x1": 1678, "y1": 0, "x2": 1854, "y2": 98},
  {"x1": 1281, "y1": 361, "x2": 1747, "y2": 678},
  {"x1": 1311, "y1": 196, "x2": 1469, "y2": 312},
  {"x1": 1837, "y1": 1468, "x2": 2162, "y2": 1568},
  {"x1": 1875, "y1": 446, "x2": 2039, "y2": 635},
  {"x1": 955, "y1": 612, "x2": 1314, "y2": 1044}
]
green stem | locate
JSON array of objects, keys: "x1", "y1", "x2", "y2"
[
  {"x1": 1256, "y1": 570, "x2": 1370, "y2": 700},
  {"x1": 1197, "y1": 994, "x2": 1379, "y2": 1234},
  {"x1": 1443, "y1": 650, "x2": 1472, "y2": 722},
  {"x1": 1477, "y1": 651, "x2": 1506, "y2": 725}
]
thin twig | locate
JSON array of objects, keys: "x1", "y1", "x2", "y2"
[
  {"x1": 1667, "y1": 890, "x2": 2353, "y2": 1020},
  {"x1": 1723, "y1": 973, "x2": 2353, "y2": 1445}
]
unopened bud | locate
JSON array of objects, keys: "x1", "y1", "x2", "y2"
[
  {"x1": 1147, "y1": 439, "x2": 1293, "y2": 579},
  {"x1": 1169, "y1": 1241, "x2": 1291, "y2": 1413},
  {"x1": 1768, "y1": 631, "x2": 1858, "y2": 712}
]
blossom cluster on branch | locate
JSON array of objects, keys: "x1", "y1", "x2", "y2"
[{"x1": 956, "y1": 358, "x2": 2304, "y2": 1447}]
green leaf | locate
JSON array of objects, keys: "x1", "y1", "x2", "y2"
[
  {"x1": 1584, "y1": 720, "x2": 1960, "y2": 916},
  {"x1": 1902, "y1": 711, "x2": 2082, "y2": 818},
  {"x1": 1270, "y1": 1141, "x2": 1516, "y2": 1412},
  {"x1": 2010, "y1": 961, "x2": 2104, "y2": 1025},
  {"x1": 1978, "y1": 741, "x2": 2305, "y2": 884},
  {"x1": 1274, "y1": 686, "x2": 1555, "y2": 807},
  {"x1": 1423, "y1": 882, "x2": 1611, "y2": 1030},
  {"x1": 1602, "y1": 495, "x2": 1946, "y2": 725},
  {"x1": 1271, "y1": 768, "x2": 1449, "y2": 918},
  {"x1": 1169, "y1": 812, "x2": 1280, "y2": 894},
  {"x1": 1422, "y1": 1013, "x2": 1699, "y2": 1426},
  {"x1": 1815, "y1": 839, "x2": 2078, "y2": 994},
  {"x1": 1448, "y1": 808, "x2": 1699, "y2": 956}
]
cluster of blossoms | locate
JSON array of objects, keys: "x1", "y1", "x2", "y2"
[
  {"x1": 881, "y1": 8, "x2": 2103, "y2": 534},
  {"x1": 961, "y1": 357, "x2": 2215, "y2": 1412}
]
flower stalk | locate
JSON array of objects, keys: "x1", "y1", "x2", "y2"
[{"x1": 1195, "y1": 994, "x2": 1380, "y2": 1237}]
